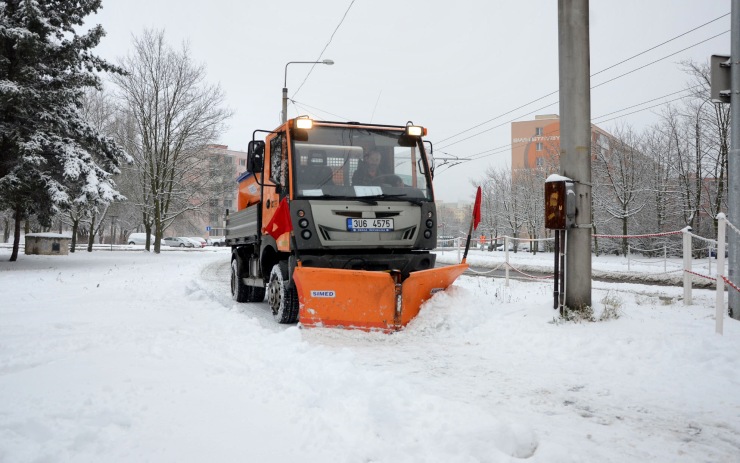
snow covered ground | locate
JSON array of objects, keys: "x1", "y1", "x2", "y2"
[{"x1": 1, "y1": 248, "x2": 739, "y2": 462}]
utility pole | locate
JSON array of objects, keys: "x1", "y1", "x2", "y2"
[
  {"x1": 558, "y1": 0, "x2": 592, "y2": 309},
  {"x1": 729, "y1": 0, "x2": 740, "y2": 319}
]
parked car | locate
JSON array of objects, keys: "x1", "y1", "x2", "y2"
[
  {"x1": 127, "y1": 232, "x2": 155, "y2": 245},
  {"x1": 187, "y1": 237, "x2": 207, "y2": 248},
  {"x1": 182, "y1": 237, "x2": 204, "y2": 248},
  {"x1": 208, "y1": 236, "x2": 226, "y2": 247},
  {"x1": 710, "y1": 247, "x2": 728, "y2": 258},
  {"x1": 163, "y1": 237, "x2": 196, "y2": 248}
]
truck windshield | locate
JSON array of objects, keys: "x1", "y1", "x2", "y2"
[{"x1": 292, "y1": 125, "x2": 433, "y2": 201}]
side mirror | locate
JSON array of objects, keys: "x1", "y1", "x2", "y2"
[
  {"x1": 247, "y1": 140, "x2": 265, "y2": 173},
  {"x1": 423, "y1": 140, "x2": 435, "y2": 179}
]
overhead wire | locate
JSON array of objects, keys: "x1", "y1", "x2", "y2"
[
  {"x1": 435, "y1": 12, "x2": 730, "y2": 148},
  {"x1": 291, "y1": 99, "x2": 352, "y2": 121},
  {"x1": 286, "y1": 10, "x2": 727, "y2": 171},
  {"x1": 590, "y1": 12, "x2": 729, "y2": 78},
  {"x1": 446, "y1": 85, "x2": 698, "y2": 166},
  {"x1": 436, "y1": 85, "x2": 699, "y2": 167},
  {"x1": 438, "y1": 30, "x2": 727, "y2": 152},
  {"x1": 436, "y1": 29, "x2": 728, "y2": 152},
  {"x1": 291, "y1": 0, "x2": 357, "y2": 100}
]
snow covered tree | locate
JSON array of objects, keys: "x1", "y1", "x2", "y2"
[
  {"x1": 513, "y1": 166, "x2": 546, "y2": 253},
  {"x1": 592, "y1": 126, "x2": 648, "y2": 255},
  {"x1": 111, "y1": 29, "x2": 231, "y2": 253},
  {"x1": 0, "y1": 0, "x2": 127, "y2": 261}
]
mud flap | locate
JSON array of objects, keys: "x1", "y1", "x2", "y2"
[{"x1": 293, "y1": 263, "x2": 468, "y2": 332}]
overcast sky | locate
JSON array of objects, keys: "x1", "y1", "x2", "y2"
[{"x1": 87, "y1": 1, "x2": 731, "y2": 202}]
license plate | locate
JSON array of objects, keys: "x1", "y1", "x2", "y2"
[{"x1": 347, "y1": 218, "x2": 394, "y2": 232}]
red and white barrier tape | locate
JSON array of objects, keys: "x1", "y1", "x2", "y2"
[
  {"x1": 684, "y1": 269, "x2": 717, "y2": 282},
  {"x1": 721, "y1": 275, "x2": 740, "y2": 294}
]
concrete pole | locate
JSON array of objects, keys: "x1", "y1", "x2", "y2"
[
  {"x1": 558, "y1": 0, "x2": 592, "y2": 309},
  {"x1": 728, "y1": 0, "x2": 740, "y2": 319}
]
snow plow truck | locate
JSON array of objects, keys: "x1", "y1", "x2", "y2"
[{"x1": 226, "y1": 117, "x2": 468, "y2": 331}]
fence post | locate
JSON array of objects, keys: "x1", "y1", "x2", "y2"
[
  {"x1": 664, "y1": 244, "x2": 667, "y2": 273},
  {"x1": 627, "y1": 244, "x2": 631, "y2": 272},
  {"x1": 683, "y1": 226, "x2": 693, "y2": 305},
  {"x1": 716, "y1": 213, "x2": 726, "y2": 335},
  {"x1": 456, "y1": 237, "x2": 461, "y2": 263},
  {"x1": 708, "y1": 244, "x2": 713, "y2": 276},
  {"x1": 504, "y1": 235, "x2": 510, "y2": 287}
]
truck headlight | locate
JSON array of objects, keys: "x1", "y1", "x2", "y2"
[
  {"x1": 295, "y1": 117, "x2": 313, "y2": 130},
  {"x1": 405, "y1": 123, "x2": 426, "y2": 137}
]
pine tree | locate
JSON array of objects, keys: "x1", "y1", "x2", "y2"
[{"x1": 0, "y1": 0, "x2": 128, "y2": 261}]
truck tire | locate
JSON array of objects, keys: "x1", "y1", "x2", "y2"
[
  {"x1": 268, "y1": 261, "x2": 299, "y2": 324},
  {"x1": 231, "y1": 259, "x2": 249, "y2": 302},
  {"x1": 231, "y1": 258, "x2": 266, "y2": 303}
]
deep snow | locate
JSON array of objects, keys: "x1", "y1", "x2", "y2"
[{"x1": 1, "y1": 247, "x2": 739, "y2": 462}]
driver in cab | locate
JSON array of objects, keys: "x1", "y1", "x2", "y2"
[{"x1": 352, "y1": 150, "x2": 383, "y2": 186}]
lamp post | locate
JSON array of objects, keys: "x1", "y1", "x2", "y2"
[
  {"x1": 109, "y1": 215, "x2": 118, "y2": 251},
  {"x1": 282, "y1": 59, "x2": 334, "y2": 123}
]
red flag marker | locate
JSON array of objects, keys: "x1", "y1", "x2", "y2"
[{"x1": 263, "y1": 197, "x2": 293, "y2": 240}]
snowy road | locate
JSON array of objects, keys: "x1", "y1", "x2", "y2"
[{"x1": 2, "y1": 249, "x2": 739, "y2": 462}]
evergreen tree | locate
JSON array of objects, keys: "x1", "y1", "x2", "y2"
[{"x1": 0, "y1": 0, "x2": 128, "y2": 261}]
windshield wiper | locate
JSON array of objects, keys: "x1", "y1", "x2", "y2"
[
  {"x1": 304, "y1": 194, "x2": 378, "y2": 205},
  {"x1": 360, "y1": 194, "x2": 424, "y2": 205},
  {"x1": 300, "y1": 194, "x2": 424, "y2": 205}
]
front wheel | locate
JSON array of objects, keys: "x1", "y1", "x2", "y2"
[
  {"x1": 128, "y1": 241, "x2": 135, "y2": 245},
  {"x1": 179, "y1": 243, "x2": 185, "y2": 248},
  {"x1": 267, "y1": 261, "x2": 299, "y2": 324}
]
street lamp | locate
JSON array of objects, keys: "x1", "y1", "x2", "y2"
[
  {"x1": 282, "y1": 59, "x2": 334, "y2": 123},
  {"x1": 109, "y1": 215, "x2": 118, "y2": 251}
]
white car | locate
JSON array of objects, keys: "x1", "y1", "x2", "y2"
[
  {"x1": 127, "y1": 232, "x2": 155, "y2": 245},
  {"x1": 209, "y1": 236, "x2": 226, "y2": 247},
  {"x1": 187, "y1": 237, "x2": 208, "y2": 248},
  {"x1": 163, "y1": 237, "x2": 196, "y2": 248}
]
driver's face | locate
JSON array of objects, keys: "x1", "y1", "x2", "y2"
[{"x1": 366, "y1": 152, "x2": 381, "y2": 168}]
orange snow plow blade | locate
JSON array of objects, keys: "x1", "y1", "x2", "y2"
[{"x1": 293, "y1": 263, "x2": 468, "y2": 332}]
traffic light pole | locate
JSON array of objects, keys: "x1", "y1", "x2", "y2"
[{"x1": 558, "y1": 0, "x2": 592, "y2": 310}]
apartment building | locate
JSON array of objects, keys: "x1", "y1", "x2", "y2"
[{"x1": 511, "y1": 114, "x2": 612, "y2": 172}]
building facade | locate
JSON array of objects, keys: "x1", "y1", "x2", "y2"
[
  {"x1": 511, "y1": 114, "x2": 611, "y2": 172},
  {"x1": 203, "y1": 145, "x2": 249, "y2": 240},
  {"x1": 167, "y1": 144, "x2": 249, "y2": 240}
]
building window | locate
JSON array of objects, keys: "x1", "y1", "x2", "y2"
[
  {"x1": 536, "y1": 157, "x2": 544, "y2": 167},
  {"x1": 535, "y1": 127, "x2": 543, "y2": 136},
  {"x1": 223, "y1": 199, "x2": 233, "y2": 209},
  {"x1": 209, "y1": 198, "x2": 220, "y2": 207},
  {"x1": 209, "y1": 213, "x2": 220, "y2": 224},
  {"x1": 239, "y1": 159, "x2": 246, "y2": 166},
  {"x1": 536, "y1": 142, "x2": 543, "y2": 151}
]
